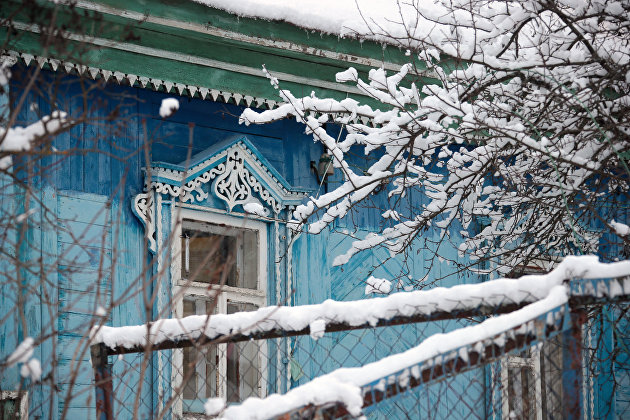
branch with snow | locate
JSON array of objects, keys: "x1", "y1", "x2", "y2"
[
  {"x1": 0, "y1": 111, "x2": 67, "y2": 169},
  {"x1": 237, "y1": 0, "x2": 630, "y2": 277},
  {"x1": 3, "y1": 337, "x2": 42, "y2": 382}
]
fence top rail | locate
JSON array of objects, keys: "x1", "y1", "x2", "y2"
[
  {"x1": 90, "y1": 256, "x2": 630, "y2": 355},
  {"x1": 212, "y1": 286, "x2": 573, "y2": 419}
]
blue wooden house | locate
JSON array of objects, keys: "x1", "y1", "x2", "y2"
[{"x1": 0, "y1": 1, "x2": 628, "y2": 419}]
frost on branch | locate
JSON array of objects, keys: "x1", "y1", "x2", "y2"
[
  {"x1": 5, "y1": 337, "x2": 42, "y2": 382},
  {"x1": 239, "y1": 0, "x2": 630, "y2": 277},
  {"x1": 0, "y1": 111, "x2": 67, "y2": 169}
]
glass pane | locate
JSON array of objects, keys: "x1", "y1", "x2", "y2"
[
  {"x1": 507, "y1": 365, "x2": 536, "y2": 420},
  {"x1": 239, "y1": 230, "x2": 258, "y2": 290},
  {"x1": 1, "y1": 398, "x2": 19, "y2": 419},
  {"x1": 226, "y1": 302, "x2": 261, "y2": 402},
  {"x1": 182, "y1": 220, "x2": 259, "y2": 290},
  {"x1": 183, "y1": 299, "x2": 218, "y2": 400},
  {"x1": 182, "y1": 230, "x2": 237, "y2": 285}
]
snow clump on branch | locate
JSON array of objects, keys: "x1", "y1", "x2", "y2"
[{"x1": 238, "y1": 0, "x2": 630, "y2": 277}]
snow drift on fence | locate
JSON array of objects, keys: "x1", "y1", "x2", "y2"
[
  {"x1": 211, "y1": 285, "x2": 569, "y2": 419},
  {"x1": 91, "y1": 256, "x2": 630, "y2": 351}
]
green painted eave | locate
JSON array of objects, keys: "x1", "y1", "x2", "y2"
[
  {"x1": 96, "y1": 0, "x2": 411, "y2": 66},
  {"x1": 2, "y1": 0, "x2": 436, "y2": 109}
]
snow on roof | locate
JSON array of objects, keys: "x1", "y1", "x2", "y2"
[{"x1": 191, "y1": 0, "x2": 436, "y2": 42}]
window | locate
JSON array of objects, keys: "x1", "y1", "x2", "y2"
[
  {"x1": 0, "y1": 391, "x2": 28, "y2": 420},
  {"x1": 173, "y1": 210, "x2": 267, "y2": 414},
  {"x1": 501, "y1": 260, "x2": 563, "y2": 420}
]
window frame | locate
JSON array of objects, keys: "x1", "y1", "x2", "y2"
[
  {"x1": 499, "y1": 258, "x2": 557, "y2": 420},
  {"x1": 171, "y1": 208, "x2": 268, "y2": 415},
  {"x1": 0, "y1": 390, "x2": 28, "y2": 420}
]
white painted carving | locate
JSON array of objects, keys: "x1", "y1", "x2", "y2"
[
  {"x1": 133, "y1": 191, "x2": 157, "y2": 254},
  {"x1": 214, "y1": 148, "x2": 278, "y2": 212},
  {"x1": 133, "y1": 141, "x2": 309, "y2": 254}
]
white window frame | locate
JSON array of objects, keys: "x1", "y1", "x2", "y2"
[
  {"x1": 0, "y1": 391, "x2": 28, "y2": 420},
  {"x1": 171, "y1": 208, "x2": 268, "y2": 415},
  {"x1": 500, "y1": 257, "x2": 557, "y2": 420},
  {"x1": 500, "y1": 345, "x2": 543, "y2": 420}
]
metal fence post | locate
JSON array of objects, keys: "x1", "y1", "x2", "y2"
[
  {"x1": 564, "y1": 308, "x2": 587, "y2": 419},
  {"x1": 91, "y1": 343, "x2": 114, "y2": 420}
]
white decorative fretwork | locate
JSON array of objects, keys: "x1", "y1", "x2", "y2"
[
  {"x1": 132, "y1": 191, "x2": 157, "y2": 253},
  {"x1": 213, "y1": 148, "x2": 282, "y2": 213},
  {"x1": 132, "y1": 138, "x2": 310, "y2": 254}
]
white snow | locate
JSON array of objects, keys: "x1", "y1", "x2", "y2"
[
  {"x1": 6, "y1": 337, "x2": 34, "y2": 366},
  {"x1": 91, "y1": 256, "x2": 630, "y2": 351},
  {"x1": 217, "y1": 285, "x2": 569, "y2": 419},
  {"x1": 611, "y1": 220, "x2": 630, "y2": 236},
  {"x1": 205, "y1": 397, "x2": 226, "y2": 416},
  {"x1": 20, "y1": 358, "x2": 41, "y2": 382},
  {"x1": 159, "y1": 98, "x2": 179, "y2": 118},
  {"x1": 6, "y1": 337, "x2": 41, "y2": 382},
  {"x1": 243, "y1": 202, "x2": 269, "y2": 217},
  {"x1": 309, "y1": 319, "x2": 326, "y2": 340},
  {"x1": 190, "y1": 1, "x2": 437, "y2": 43},
  {"x1": 364, "y1": 276, "x2": 392, "y2": 295},
  {"x1": 0, "y1": 111, "x2": 66, "y2": 169}
]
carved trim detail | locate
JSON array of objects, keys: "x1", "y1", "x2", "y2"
[
  {"x1": 132, "y1": 141, "x2": 309, "y2": 255},
  {"x1": 213, "y1": 148, "x2": 282, "y2": 213},
  {"x1": 151, "y1": 163, "x2": 225, "y2": 204},
  {"x1": 132, "y1": 191, "x2": 157, "y2": 254}
]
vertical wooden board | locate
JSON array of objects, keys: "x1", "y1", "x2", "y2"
[
  {"x1": 110, "y1": 197, "x2": 154, "y2": 418},
  {"x1": 55, "y1": 191, "x2": 114, "y2": 419},
  {"x1": 329, "y1": 242, "x2": 373, "y2": 302},
  {"x1": 14, "y1": 188, "x2": 45, "y2": 418},
  {"x1": 152, "y1": 200, "x2": 173, "y2": 416},
  {"x1": 56, "y1": 92, "x2": 85, "y2": 192},
  {"x1": 82, "y1": 88, "x2": 113, "y2": 196},
  {"x1": 0, "y1": 173, "x2": 19, "y2": 390},
  {"x1": 282, "y1": 119, "x2": 320, "y2": 190},
  {"x1": 40, "y1": 186, "x2": 60, "y2": 420},
  {"x1": 291, "y1": 232, "x2": 333, "y2": 384}
]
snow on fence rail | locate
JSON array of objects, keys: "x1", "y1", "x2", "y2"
[
  {"x1": 90, "y1": 257, "x2": 629, "y2": 354},
  {"x1": 89, "y1": 257, "x2": 630, "y2": 419},
  {"x1": 215, "y1": 275, "x2": 630, "y2": 420}
]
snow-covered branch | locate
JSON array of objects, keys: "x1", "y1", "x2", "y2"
[{"x1": 239, "y1": 0, "x2": 630, "y2": 276}]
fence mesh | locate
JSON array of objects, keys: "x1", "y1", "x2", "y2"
[{"x1": 92, "y1": 278, "x2": 630, "y2": 420}]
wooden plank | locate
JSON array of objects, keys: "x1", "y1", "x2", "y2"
[
  {"x1": 58, "y1": 265, "x2": 110, "y2": 293},
  {"x1": 57, "y1": 194, "x2": 111, "y2": 226},
  {"x1": 58, "y1": 288, "x2": 111, "y2": 315},
  {"x1": 57, "y1": 242, "x2": 112, "y2": 269},
  {"x1": 41, "y1": 186, "x2": 60, "y2": 420},
  {"x1": 57, "y1": 219, "x2": 112, "y2": 249}
]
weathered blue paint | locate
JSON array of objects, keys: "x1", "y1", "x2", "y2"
[{"x1": 2, "y1": 64, "x2": 629, "y2": 420}]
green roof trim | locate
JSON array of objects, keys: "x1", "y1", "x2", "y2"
[{"x1": 4, "y1": 0, "x2": 433, "y2": 108}]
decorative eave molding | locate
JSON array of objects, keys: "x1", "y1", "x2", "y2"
[
  {"x1": 4, "y1": 50, "x2": 378, "y2": 126},
  {"x1": 132, "y1": 137, "x2": 310, "y2": 254},
  {"x1": 3, "y1": 50, "x2": 281, "y2": 109}
]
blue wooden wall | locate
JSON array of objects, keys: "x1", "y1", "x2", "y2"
[{"x1": 2, "y1": 67, "x2": 628, "y2": 419}]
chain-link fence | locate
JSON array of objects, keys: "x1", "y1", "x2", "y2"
[{"x1": 90, "y1": 276, "x2": 630, "y2": 419}]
